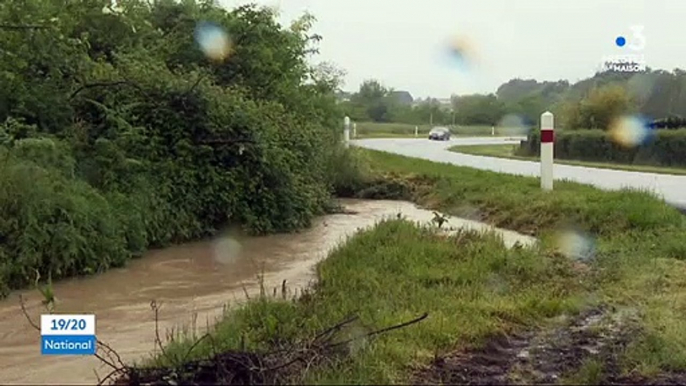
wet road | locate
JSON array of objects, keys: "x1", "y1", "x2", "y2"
[{"x1": 353, "y1": 137, "x2": 686, "y2": 208}]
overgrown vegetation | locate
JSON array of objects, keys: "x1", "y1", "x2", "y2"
[
  {"x1": 518, "y1": 128, "x2": 686, "y2": 167},
  {"x1": 0, "y1": 0, "x2": 369, "y2": 296},
  {"x1": 133, "y1": 149, "x2": 686, "y2": 384}
]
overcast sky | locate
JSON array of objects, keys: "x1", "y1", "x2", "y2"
[{"x1": 220, "y1": 0, "x2": 686, "y2": 99}]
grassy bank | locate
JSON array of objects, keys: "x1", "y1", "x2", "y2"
[
  {"x1": 128, "y1": 149, "x2": 686, "y2": 384},
  {"x1": 354, "y1": 122, "x2": 497, "y2": 138},
  {"x1": 450, "y1": 144, "x2": 686, "y2": 176}
]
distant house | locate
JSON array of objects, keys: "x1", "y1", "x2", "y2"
[
  {"x1": 388, "y1": 91, "x2": 414, "y2": 106},
  {"x1": 412, "y1": 97, "x2": 453, "y2": 111},
  {"x1": 335, "y1": 90, "x2": 352, "y2": 102}
]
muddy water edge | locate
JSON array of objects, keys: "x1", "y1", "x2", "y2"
[{"x1": 0, "y1": 199, "x2": 536, "y2": 384}]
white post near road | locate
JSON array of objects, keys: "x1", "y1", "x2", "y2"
[
  {"x1": 491, "y1": 125, "x2": 495, "y2": 136},
  {"x1": 415, "y1": 126, "x2": 418, "y2": 137},
  {"x1": 540, "y1": 111, "x2": 554, "y2": 191},
  {"x1": 343, "y1": 116, "x2": 351, "y2": 148},
  {"x1": 353, "y1": 122, "x2": 357, "y2": 138}
]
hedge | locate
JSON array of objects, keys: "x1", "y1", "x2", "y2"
[{"x1": 517, "y1": 129, "x2": 686, "y2": 167}]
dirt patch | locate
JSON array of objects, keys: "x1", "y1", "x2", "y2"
[
  {"x1": 413, "y1": 333, "x2": 533, "y2": 385},
  {"x1": 413, "y1": 306, "x2": 686, "y2": 385}
]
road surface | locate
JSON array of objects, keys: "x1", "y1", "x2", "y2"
[{"x1": 352, "y1": 137, "x2": 686, "y2": 208}]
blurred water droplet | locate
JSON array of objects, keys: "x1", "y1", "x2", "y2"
[
  {"x1": 497, "y1": 114, "x2": 530, "y2": 136},
  {"x1": 555, "y1": 228, "x2": 596, "y2": 262},
  {"x1": 443, "y1": 35, "x2": 477, "y2": 71},
  {"x1": 609, "y1": 115, "x2": 653, "y2": 148},
  {"x1": 194, "y1": 21, "x2": 232, "y2": 61},
  {"x1": 212, "y1": 234, "x2": 242, "y2": 265}
]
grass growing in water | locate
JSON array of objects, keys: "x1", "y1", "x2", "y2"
[{"x1": 143, "y1": 149, "x2": 686, "y2": 384}]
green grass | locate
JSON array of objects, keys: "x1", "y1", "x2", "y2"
[
  {"x1": 148, "y1": 149, "x2": 686, "y2": 384},
  {"x1": 354, "y1": 122, "x2": 499, "y2": 139},
  {"x1": 450, "y1": 144, "x2": 686, "y2": 176}
]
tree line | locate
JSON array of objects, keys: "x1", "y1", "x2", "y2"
[{"x1": 340, "y1": 68, "x2": 686, "y2": 129}]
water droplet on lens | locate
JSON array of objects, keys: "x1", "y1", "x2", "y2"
[
  {"x1": 609, "y1": 115, "x2": 652, "y2": 148},
  {"x1": 555, "y1": 228, "x2": 596, "y2": 262},
  {"x1": 194, "y1": 21, "x2": 233, "y2": 61}
]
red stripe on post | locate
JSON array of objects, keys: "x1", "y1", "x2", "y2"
[{"x1": 541, "y1": 129, "x2": 554, "y2": 143}]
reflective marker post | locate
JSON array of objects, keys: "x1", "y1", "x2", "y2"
[
  {"x1": 344, "y1": 116, "x2": 350, "y2": 148},
  {"x1": 540, "y1": 111, "x2": 554, "y2": 191},
  {"x1": 41, "y1": 314, "x2": 97, "y2": 355},
  {"x1": 353, "y1": 122, "x2": 357, "y2": 138}
]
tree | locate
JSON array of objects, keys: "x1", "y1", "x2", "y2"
[
  {"x1": 571, "y1": 84, "x2": 634, "y2": 129},
  {"x1": 452, "y1": 94, "x2": 505, "y2": 125}
]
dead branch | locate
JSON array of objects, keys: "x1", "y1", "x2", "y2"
[
  {"x1": 150, "y1": 300, "x2": 173, "y2": 365},
  {"x1": 69, "y1": 81, "x2": 142, "y2": 100},
  {"x1": 311, "y1": 314, "x2": 359, "y2": 344},
  {"x1": 328, "y1": 312, "x2": 429, "y2": 349},
  {"x1": 0, "y1": 24, "x2": 50, "y2": 30},
  {"x1": 187, "y1": 75, "x2": 205, "y2": 94},
  {"x1": 97, "y1": 340, "x2": 126, "y2": 369},
  {"x1": 181, "y1": 333, "x2": 211, "y2": 364},
  {"x1": 18, "y1": 294, "x2": 40, "y2": 331},
  {"x1": 196, "y1": 138, "x2": 257, "y2": 146}
]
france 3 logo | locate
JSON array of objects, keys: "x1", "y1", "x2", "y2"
[{"x1": 600, "y1": 25, "x2": 646, "y2": 73}]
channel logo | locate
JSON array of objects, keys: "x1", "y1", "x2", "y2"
[{"x1": 600, "y1": 25, "x2": 646, "y2": 73}]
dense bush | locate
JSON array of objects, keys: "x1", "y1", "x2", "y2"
[
  {"x1": 0, "y1": 0, "x2": 360, "y2": 295},
  {"x1": 518, "y1": 128, "x2": 686, "y2": 167}
]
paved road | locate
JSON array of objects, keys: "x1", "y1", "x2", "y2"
[{"x1": 353, "y1": 137, "x2": 686, "y2": 208}]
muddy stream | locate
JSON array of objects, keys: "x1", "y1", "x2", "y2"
[{"x1": 0, "y1": 199, "x2": 535, "y2": 384}]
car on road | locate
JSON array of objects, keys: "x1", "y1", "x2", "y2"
[{"x1": 428, "y1": 126, "x2": 451, "y2": 141}]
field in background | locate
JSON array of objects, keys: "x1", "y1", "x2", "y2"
[
  {"x1": 450, "y1": 144, "x2": 686, "y2": 176},
  {"x1": 353, "y1": 122, "x2": 504, "y2": 138}
]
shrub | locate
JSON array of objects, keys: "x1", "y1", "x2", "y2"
[{"x1": 518, "y1": 129, "x2": 686, "y2": 167}]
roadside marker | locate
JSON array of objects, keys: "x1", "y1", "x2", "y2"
[
  {"x1": 344, "y1": 116, "x2": 350, "y2": 148},
  {"x1": 540, "y1": 111, "x2": 554, "y2": 191}
]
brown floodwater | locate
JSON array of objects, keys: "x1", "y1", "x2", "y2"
[{"x1": 0, "y1": 199, "x2": 535, "y2": 384}]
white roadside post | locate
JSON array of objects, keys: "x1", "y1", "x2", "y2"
[
  {"x1": 415, "y1": 126, "x2": 418, "y2": 137},
  {"x1": 343, "y1": 116, "x2": 351, "y2": 148},
  {"x1": 540, "y1": 111, "x2": 554, "y2": 191},
  {"x1": 353, "y1": 122, "x2": 357, "y2": 138},
  {"x1": 491, "y1": 125, "x2": 495, "y2": 136}
]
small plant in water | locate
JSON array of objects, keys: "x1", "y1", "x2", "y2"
[
  {"x1": 34, "y1": 269, "x2": 56, "y2": 312},
  {"x1": 432, "y1": 211, "x2": 449, "y2": 229}
]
